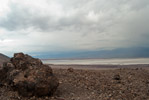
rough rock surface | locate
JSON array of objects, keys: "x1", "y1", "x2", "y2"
[{"x1": 0, "y1": 53, "x2": 59, "y2": 97}]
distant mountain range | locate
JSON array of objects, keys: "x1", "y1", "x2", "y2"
[
  {"x1": 31, "y1": 47, "x2": 149, "y2": 59},
  {"x1": 0, "y1": 53, "x2": 10, "y2": 66}
]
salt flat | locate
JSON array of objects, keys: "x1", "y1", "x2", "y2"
[{"x1": 42, "y1": 58, "x2": 149, "y2": 65}]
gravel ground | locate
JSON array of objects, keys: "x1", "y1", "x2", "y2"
[{"x1": 0, "y1": 67, "x2": 149, "y2": 100}]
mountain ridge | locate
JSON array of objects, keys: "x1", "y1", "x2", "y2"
[
  {"x1": 31, "y1": 47, "x2": 149, "y2": 59},
  {"x1": 0, "y1": 53, "x2": 10, "y2": 66}
]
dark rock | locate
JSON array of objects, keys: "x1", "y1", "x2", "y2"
[
  {"x1": 0, "y1": 53, "x2": 59, "y2": 97},
  {"x1": 67, "y1": 68, "x2": 74, "y2": 72},
  {"x1": 113, "y1": 74, "x2": 121, "y2": 80},
  {"x1": 135, "y1": 68, "x2": 139, "y2": 70}
]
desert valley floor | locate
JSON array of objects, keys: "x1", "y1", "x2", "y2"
[{"x1": 0, "y1": 64, "x2": 149, "y2": 100}]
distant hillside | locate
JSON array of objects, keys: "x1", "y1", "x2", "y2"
[
  {"x1": 0, "y1": 53, "x2": 10, "y2": 66},
  {"x1": 31, "y1": 47, "x2": 149, "y2": 59}
]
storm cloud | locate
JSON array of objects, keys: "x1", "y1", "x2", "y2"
[{"x1": 0, "y1": 0, "x2": 149, "y2": 56}]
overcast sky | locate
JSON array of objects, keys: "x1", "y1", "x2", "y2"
[{"x1": 0, "y1": 0, "x2": 149, "y2": 56}]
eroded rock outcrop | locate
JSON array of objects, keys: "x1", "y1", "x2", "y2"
[{"x1": 0, "y1": 53, "x2": 59, "y2": 97}]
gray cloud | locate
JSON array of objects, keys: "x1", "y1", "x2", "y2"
[
  {"x1": 0, "y1": 0, "x2": 149, "y2": 55},
  {"x1": 0, "y1": 3, "x2": 50, "y2": 31}
]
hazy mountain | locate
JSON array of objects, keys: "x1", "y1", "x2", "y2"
[
  {"x1": 0, "y1": 53, "x2": 10, "y2": 66},
  {"x1": 31, "y1": 47, "x2": 149, "y2": 59}
]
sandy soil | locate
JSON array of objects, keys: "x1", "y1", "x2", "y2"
[{"x1": 0, "y1": 65, "x2": 149, "y2": 100}]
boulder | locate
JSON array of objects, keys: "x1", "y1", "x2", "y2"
[{"x1": 0, "y1": 53, "x2": 59, "y2": 97}]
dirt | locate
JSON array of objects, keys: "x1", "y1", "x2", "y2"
[{"x1": 0, "y1": 66, "x2": 149, "y2": 100}]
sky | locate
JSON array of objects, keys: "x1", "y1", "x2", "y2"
[{"x1": 0, "y1": 0, "x2": 149, "y2": 57}]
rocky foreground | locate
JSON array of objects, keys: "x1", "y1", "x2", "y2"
[
  {"x1": 0, "y1": 67, "x2": 149, "y2": 100},
  {"x1": 0, "y1": 53, "x2": 149, "y2": 100}
]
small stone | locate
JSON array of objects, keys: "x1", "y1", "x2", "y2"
[
  {"x1": 67, "y1": 68, "x2": 74, "y2": 72},
  {"x1": 113, "y1": 74, "x2": 121, "y2": 80}
]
